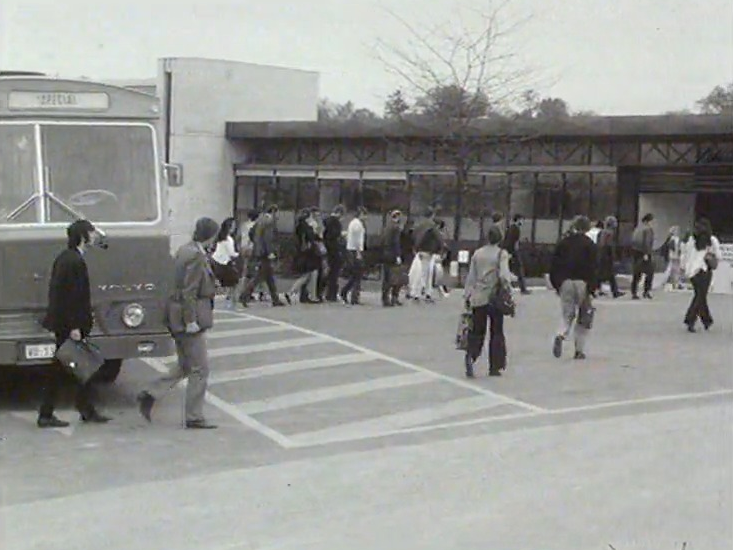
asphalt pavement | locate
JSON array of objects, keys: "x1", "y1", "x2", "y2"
[{"x1": 1, "y1": 287, "x2": 731, "y2": 549}]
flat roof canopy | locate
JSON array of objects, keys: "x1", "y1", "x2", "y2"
[{"x1": 226, "y1": 114, "x2": 733, "y2": 141}]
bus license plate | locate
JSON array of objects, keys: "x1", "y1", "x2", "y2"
[{"x1": 24, "y1": 344, "x2": 56, "y2": 360}]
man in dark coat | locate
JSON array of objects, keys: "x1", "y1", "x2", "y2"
[
  {"x1": 502, "y1": 214, "x2": 531, "y2": 295},
  {"x1": 381, "y1": 210, "x2": 404, "y2": 307},
  {"x1": 549, "y1": 216, "x2": 598, "y2": 361},
  {"x1": 323, "y1": 205, "x2": 345, "y2": 302},
  {"x1": 38, "y1": 219, "x2": 110, "y2": 428}
]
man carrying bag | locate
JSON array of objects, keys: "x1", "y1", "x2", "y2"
[{"x1": 38, "y1": 220, "x2": 111, "y2": 428}]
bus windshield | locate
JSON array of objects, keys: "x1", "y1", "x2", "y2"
[
  {"x1": 0, "y1": 123, "x2": 159, "y2": 225},
  {"x1": 43, "y1": 124, "x2": 159, "y2": 223}
]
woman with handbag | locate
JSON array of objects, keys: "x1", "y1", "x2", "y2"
[
  {"x1": 211, "y1": 217, "x2": 241, "y2": 310},
  {"x1": 681, "y1": 218, "x2": 722, "y2": 332},
  {"x1": 462, "y1": 226, "x2": 513, "y2": 378},
  {"x1": 137, "y1": 217, "x2": 220, "y2": 429}
]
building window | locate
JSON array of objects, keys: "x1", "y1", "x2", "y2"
[
  {"x1": 535, "y1": 173, "x2": 563, "y2": 244},
  {"x1": 384, "y1": 180, "x2": 410, "y2": 215},
  {"x1": 508, "y1": 173, "x2": 535, "y2": 243},
  {"x1": 590, "y1": 172, "x2": 617, "y2": 222},
  {"x1": 296, "y1": 178, "x2": 319, "y2": 211},
  {"x1": 563, "y1": 172, "x2": 591, "y2": 219},
  {"x1": 340, "y1": 179, "x2": 362, "y2": 211},
  {"x1": 318, "y1": 180, "x2": 341, "y2": 213},
  {"x1": 409, "y1": 173, "x2": 437, "y2": 217}
]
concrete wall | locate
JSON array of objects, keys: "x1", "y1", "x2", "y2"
[
  {"x1": 157, "y1": 58, "x2": 319, "y2": 250},
  {"x1": 638, "y1": 193, "x2": 696, "y2": 245}
]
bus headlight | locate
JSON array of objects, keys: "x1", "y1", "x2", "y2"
[{"x1": 122, "y1": 303, "x2": 145, "y2": 328}]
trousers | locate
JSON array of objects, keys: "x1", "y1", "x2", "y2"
[{"x1": 146, "y1": 331, "x2": 209, "y2": 422}]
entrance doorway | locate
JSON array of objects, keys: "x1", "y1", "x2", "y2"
[{"x1": 695, "y1": 192, "x2": 733, "y2": 240}]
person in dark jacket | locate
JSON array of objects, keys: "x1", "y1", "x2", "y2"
[
  {"x1": 286, "y1": 208, "x2": 321, "y2": 304},
  {"x1": 322, "y1": 205, "x2": 345, "y2": 302},
  {"x1": 381, "y1": 210, "x2": 404, "y2": 307},
  {"x1": 38, "y1": 219, "x2": 111, "y2": 428},
  {"x1": 630, "y1": 213, "x2": 656, "y2": 300},
  {"x1": 502, "y1": 214, "x2": 530, "y2": 295},
  {"x1": 549, "y1": 216, "x2": 598, "y2": 361},
  {"x1": 240, "y1": 204, "x2": 285, "y2": 307}
]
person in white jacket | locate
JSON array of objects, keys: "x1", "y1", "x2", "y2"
[{"x1": 681, "y1": 217, "x2": 721, "y2": 332}]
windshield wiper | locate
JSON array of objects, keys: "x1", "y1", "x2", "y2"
[
  {"x1": 6, "y1": 193, "x2": 41, "y2": 221},
  {"x1": 6, "y1": 191, "x2": 106, "y2": 238},
  {"x1": 46, "y1": 191, "x2": 108, "y2": 237}
]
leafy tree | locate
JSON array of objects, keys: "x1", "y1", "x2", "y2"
[
  {"x1": 696, "y1": 82, "x2": 733, "y2": 115},
  {"x1": 318, "y1": 99, "x2": 379, "y2": 122},
  {"x1": 518, "y1": 89, "x2": 569, "y2": 119},
  {"x1": 383, "y1": 89, "x2": 411, "y2": 119}
]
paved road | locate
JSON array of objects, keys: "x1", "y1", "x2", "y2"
[{"x1": 1, "y1": 289, "x2": 731, "y2": 549}]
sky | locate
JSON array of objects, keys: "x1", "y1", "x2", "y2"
[{"x1": 1, "y1": 0, "x2": 732, "y2": 116}]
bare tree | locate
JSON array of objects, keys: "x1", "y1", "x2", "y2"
[{"x1": 373, "y1": 0, "x2": 535, "y2": 239}]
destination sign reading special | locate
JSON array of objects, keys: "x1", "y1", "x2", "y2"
[{"x1": 8, "y1": 91, "x2": 110, "y2": 111}]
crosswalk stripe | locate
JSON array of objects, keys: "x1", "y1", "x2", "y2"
[
  {"x1": 288, "y1": 395, "x2": 510, "y2": 447},
  {"x1": 229, "y1": 311, "x2": 546, "y2": 413},
  {"x1": 159, "y1": 336, "x2": 328, "y2": 364},
  {"x1": 207, "y1": 325, "x2": 290, "y2": 340},
  {"x1": 211, "y1": 316, "x2": 260, "y2": 325},
  {"x1": 208, "y1": 352, "x2": 375, "y2": 384},
  {"x1": 237, "y1": 372, "x2": 436, "y2": 415}
]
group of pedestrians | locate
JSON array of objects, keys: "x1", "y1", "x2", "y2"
[
  {"x1": 462, "y1": 212, "x2": 724, "y2": 378},
  {"x1": 206, "y1": 204, "x2": 455, "y2": 310},
  {"x1": 35, "y1": 206, "x2": 724, "y2": 430}
]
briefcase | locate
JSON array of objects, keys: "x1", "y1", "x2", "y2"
[{"x1": 56, "y1": 339, "x2": 105, "y2": 383}]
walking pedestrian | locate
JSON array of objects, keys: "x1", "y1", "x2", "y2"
[
  {"x1": 661, "y1": 226, "x2": 683, "y2": 290},
  {"x1": 323, "y1": 205, "x2": 346, "y2": 302},
  {"x1": 381, "y1": 209, "x2": 404, "y2": 307},
  {"x1": 550, "y1": 216, "x2": 598, "y2": 360},
  {"x1": 240, "y1": 204, "x2": 286, "y2": 307},
  {"x1": 37, "y1": 219, "x2": 111, "y2": 428},
  {"x1": 630, "y1": 213, "x2": 656, "y2": 300},
  {"x1": 137, "y1": 217, "x2": 220, "y2": 429},
  {"x1": 286, "y1": 208, "x2": 321, "y2": 304},
  {"x1": 682, "y1": 218, "x2": 722, "y2": 332},
  {"x1": 597, "y1": 216, "x2": 624, "y2": 298},
  {"x1": 340, "y1": 206, "x2": 367, "y2": 305},
  {"x1": 502, "y1": 214, "x2": 531, "y2": 295},
  {"x1": 463, "y1": 226, "x2": 512, "y2": 377},
  {"x1": 409, "y1": 207, "x2": 443, "y2": 302},
  {"x1": 211, "y1": 217, "x2": 241, "y2": 309}
]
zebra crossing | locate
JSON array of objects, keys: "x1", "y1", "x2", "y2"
[{"x1": 143, "y1": 307, "x2": 544, "y2": 449}]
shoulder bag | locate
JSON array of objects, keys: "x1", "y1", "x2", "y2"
[{"x1": 489, "y1": 250, "x2": 516, "y2": 317}]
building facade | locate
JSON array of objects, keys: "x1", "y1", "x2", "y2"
[{"x1": 227, "y1": 116, "x2": 733, "y2": 255}]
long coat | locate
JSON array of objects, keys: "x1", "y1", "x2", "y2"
[
  {"x1": 293, "y1": 219, "x2": 321, "y2": 274},
  {"x1": 42, "y1": 248, "x2": 93, "y2": 338}
]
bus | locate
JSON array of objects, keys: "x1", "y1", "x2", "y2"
[{"x1": 0, "y1": 73, "x2": 180, "y2": 382}]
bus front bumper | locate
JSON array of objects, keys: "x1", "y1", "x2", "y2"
[{"x1": 0, "y1": 333, "x2": 174, "y2": 366}]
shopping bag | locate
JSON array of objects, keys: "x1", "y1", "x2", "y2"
[
  {"x1": 577, "y1": 296, "x2": 596, "y2": 330},
  {"x1": 56, "y1": 339, "x2": 105, "y2": 383},
  {"x1": 455, "y1": 311, "x2": 473, "y2": 351}
]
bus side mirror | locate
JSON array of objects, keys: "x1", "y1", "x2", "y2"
[{"x1": 164, "y1": 163, "x2": 183, "y2": 187}]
